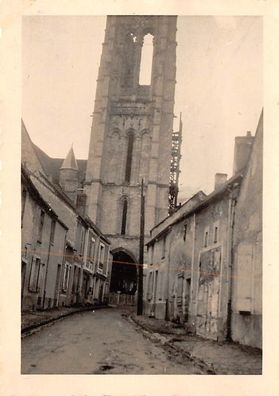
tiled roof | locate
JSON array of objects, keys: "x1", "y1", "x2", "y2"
[{"x1": 32, "y1": 144, "x2": 87, "y2": 185}]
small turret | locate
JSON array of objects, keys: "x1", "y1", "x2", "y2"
[{"x1": 59, "y1": 146, "x2": 79, "y2": 205}]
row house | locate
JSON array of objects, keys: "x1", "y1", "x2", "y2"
[
  {"x1": 58, "y1": 215, "x2": 112, "y2": 308},
  {"x1": 143, "y1": 112, "x2": 262, "y2": 349},
  {"x1": 70, "y1": 216, "x2": 112, "y2": 306},
  {"x1": 21, "y1": 167, "x2": 68, "y2": 310},
  {"x1": 21, "y1": 122, "x2": 112, "y2": 311}
]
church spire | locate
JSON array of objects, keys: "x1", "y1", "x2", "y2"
[
  {"x1": 59, "y1": 146, "x2": 79, "y2": 205},
  {"x1": 60, "y1": 146, "x2": 78, "y2": 171}
]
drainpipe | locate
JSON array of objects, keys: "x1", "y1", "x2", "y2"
[
  {"x1": 165, "y1": 239, "x2": 171, "y2": 321},
  {"x1": 190, "y1": 214, "x2": 196, "y2": 321},
  {"x1": 56, "y1": 232, "x2": 67, "y2": 308},
  {"x1": 79, "y1": 228, "x2": 89, "y2": 304},
  {"x1": 42, "y1": 225, "x2": 53, "y2": 309},
  {"x1": 226, "y1": 192, "x2": 237, "y2": 340}
]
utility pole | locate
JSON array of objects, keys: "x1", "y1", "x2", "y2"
[{"x1": 137, "y1": 179, "x2": 145, "y2": 315}]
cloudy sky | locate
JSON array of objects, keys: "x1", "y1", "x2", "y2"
[{"x1": 22, "y1": 16, "x2": 262, "y2": 200}]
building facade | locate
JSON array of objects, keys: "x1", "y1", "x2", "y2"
[
  {"x1": 231, "y1": 112, "x2": 263, "y2": 348},
  {"x1": 21, "y1": 122, "x2": 112, "y2": 311},
  {"x1": 21, "y1": 167, "x2": 68, "y2": 311},
  {"x1": 143, "y1": 113, "x2": 263, "y2": 348}
]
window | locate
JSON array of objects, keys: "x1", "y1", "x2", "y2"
[
  {"x1": 125, "y1": 132, "x2": 134, "y2": 183},
  {"x1": 99, "y1": 243, "x2": 105, "y2": 271},
  {"x1": 72, "y1": 266, "x2": 77, "y2": 293},
  {"x1": 50, "y1": 219, "x2": 56, "y2": 244},
  {"x1": 214, "y1": 226, "x2": 218, "y2": 243},
  {"x1": 29, "y1": 257, "x2": 41, "y2": 292},
  {"x1": 88, "y1": 236, "x2": 96, "y2": 261},
  {"x1": 121, "y1": 198, "x2": 128, "y2": 235},
  {"x1": 204, "y1": 231, "x2": 209, "y2": 247},
  {"x1": 37, "y1": 210, "x2": 45, "y2": 242},
  {"x1": 121, "y1": 32, "x2": 137, "y2": 88},
  {"x1": 139, "y1": 33, "x2": 154, "y2": 85},
  {"x1": 62, "y1": 263, "x2": 71, "y2": 291},
  {"x1": 177, "y1": 275, "x2": 184, "y2": 298},
  {"x1": 147, "y1": 271, "x2": 154, "y2": 301},
  {"x1": 78, "y1": 226, "x2": 85, "y2": 256}
]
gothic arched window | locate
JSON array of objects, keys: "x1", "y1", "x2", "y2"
[
  {"x1": 125, "y1": 131, "x2": 134, "y2": 183},
  {"x1": 139, "y1": 33, "x2": 154, "y2": 85},
  {"x1": 121, "y1": 32, "x2": 137, "y2": 88},
  {"x1": 121, "y1": 197, "x2": 128, "y2": 235}
]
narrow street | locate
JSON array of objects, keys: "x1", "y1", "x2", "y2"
[{"x1": 21, "y1": 308, "x2": 203, "y2": 374}]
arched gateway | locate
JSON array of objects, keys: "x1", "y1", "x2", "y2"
[{"x1": 110, "y1": 249, "x2": 137, "y2": 295}]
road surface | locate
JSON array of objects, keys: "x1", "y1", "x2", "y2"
[{"x1": 22, "y1": 308, "x2": 203, "y2": 374}]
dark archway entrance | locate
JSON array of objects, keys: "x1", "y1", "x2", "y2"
[{"x1": 110, "y1": 250, "x2": 137, "y2": 295}]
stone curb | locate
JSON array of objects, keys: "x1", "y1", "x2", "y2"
[
  {"x1": 21, "y1": 305, "x2": 110, "y2": 337},
  {"x1": 129, "y1": 315, "x2": 216, "y2": 375}
]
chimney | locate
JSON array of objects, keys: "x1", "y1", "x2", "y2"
[
  {"x1": 214, "y1": 173, "x2": 228, "y2": 190},
  {"x1": 233, "y1": 131, "x2": 254, "y2": 175}
]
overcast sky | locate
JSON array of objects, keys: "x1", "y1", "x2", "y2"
[{"x1": 22, "y1": 16, "x2": 262, "y2": 200}]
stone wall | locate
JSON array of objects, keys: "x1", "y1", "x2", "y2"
[
  {"x1": 231, "y1": 113, "x2": 263, "y2": 349},
  {"x1": 144, "y1": 181, "x2": 240, "y2": 342}
]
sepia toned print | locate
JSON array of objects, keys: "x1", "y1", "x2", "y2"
[{"x1": 21, "y1": 15, "x2": 262, "y2": 374}]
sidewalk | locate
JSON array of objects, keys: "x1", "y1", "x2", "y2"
[
  {"x1": 22, "y1": 304, "x2": 108, "y2": 335},
  {"x1": 131, "y1": 314, "x2": 262, "y2": 375}
]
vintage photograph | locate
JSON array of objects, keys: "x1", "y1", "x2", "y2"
[{"x1": 21, "y1": 15, "x2": 262, "y2": 374}]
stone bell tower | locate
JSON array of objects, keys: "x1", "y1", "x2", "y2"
[{"x1": 85, "y1": 16, "x2": 177, "y2": 260}]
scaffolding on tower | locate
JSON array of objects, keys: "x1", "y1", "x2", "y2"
[{"x1": 169, "y1": 113, "x2": 183, "y2": 214}]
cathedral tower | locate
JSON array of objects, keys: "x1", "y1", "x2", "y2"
[{"x1": 85, "y1": 16, "x2": 177, "y2": 267}]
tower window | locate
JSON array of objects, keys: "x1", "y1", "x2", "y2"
[
  {"x1": 121, "y1": 32, "x2": 137, "y2": 88},
  {"x1": 125, "y1": 132, "x2": 134, "y2": 183},
  {"x1": 121, "y1": 198, "x2": 128, "y2": 235},
  {"x1": 139, "y1": 33, "x2": 154, "y2": 85}
]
